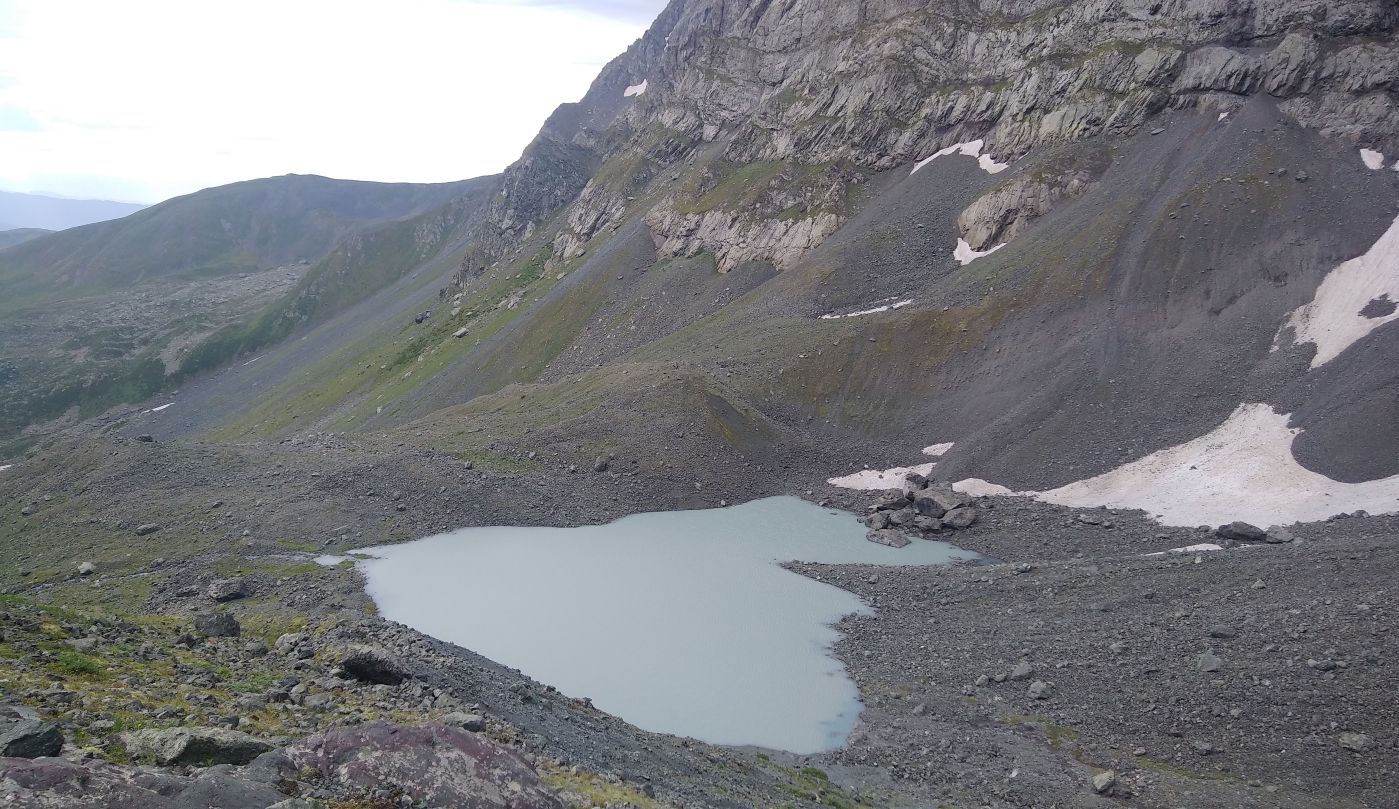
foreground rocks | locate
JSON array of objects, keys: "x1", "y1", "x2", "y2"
[
  {"x1": 0, "y1": 721, "x2": 564, "y2": 809},
  {"x1": 0, "y1": 705, "x2": 63, "y2": 758},
  {"x1": 269, "y1": 722, "x2": 564, "y2": 808},
  {"x1": 863, "y1": 476, "x2": 980, "y2": 545},
  {"x1": 121, "y1": 727, "x2": 274, "y2": 766}
]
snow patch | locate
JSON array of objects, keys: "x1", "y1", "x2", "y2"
[
  {"x1": 147, "y1": 403, "x2": 173, "y2": 413},
  {"x1": 952, "y1": 478, "x2": 1016, "y2": 497},
  {"x1": 828, "y1": 463, "x2": 937, "y2": 490},
  {"x1": 954, "y1": 238, "x2": 1005, "y2": 265},
  {"x1": 1034, "y1": 404, "x2": 1399, "y2": 526},
  {"x1": 911, "y1": 139, "x2": 1009, "y2": 176},
  {"x1": 819, "y1": 300, "x2": 912, "y2": 319},
  {"x1": 242, "y1": 355, "x2": 264, "y2": 366},
  {"x1": 0, "y1": 464, "x2": 11, "y2": 472},
  {"x1": 1144, "y1": 543, "x2": 1223, "y2": 557},
  {"x1": 922, "y1": 442, "x2": 955, "y2": 457},
  {"x1": 1360, "y1": 148, "x2": 1385, "y2": 170},
  {"x1": 623, "y1": 80, "x2": 648, "y2": 98},
  {"x1": 1217, "y1": 111, "x2": 1230, "y2": 121},
  {"x1": 1281, "y1": 213, "x2": 1399, "y2": 367}
]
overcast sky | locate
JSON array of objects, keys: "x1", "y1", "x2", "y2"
[{"x1": 0, "y1": 0, "x2": 666, "y2": 203}]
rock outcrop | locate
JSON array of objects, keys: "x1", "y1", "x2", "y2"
[{"x1": 120, "y1": 727, "x2": 273, "y2": 766}]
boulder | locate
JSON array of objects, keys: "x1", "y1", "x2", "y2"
[
  {"x1": 1008, "y1": 661, "x2": 1035, "y2": 681},
  {"x1": 865, "y1": 529, "x2": 912, "y2": 548},
  {"x1": 592, "y1": 457, "x2": 610, "y2": 472},
  {"x1": 133, "y1": 524, "x2": 161, "y2": 536},
  {"x1": 942, "y1": 507, "x2": 978, "y2": 529},
  {"x1": 873, "y1": 490, "x2": 910, "y2": 510},
  {"x1": 1028, "y1": 680, "x2": 1054, "y2": 699},
  {"x1": 1338, "y1": 732, "x2": 1372, "y2": 752},
  {"x1": 0, "y1": 705, "x2": 64, "y2": 758},
  {"x1": 913, "y1": 516, "x2": 943, "y2": 532},
  {"x1": 77, "y1": 561, "x2": 96, "y2": 576},
  {"x1": 912, "y1": 487, "x2": 964, "y2": 518},
  {"x1": 1216, "y1": 521, "x2": 1268, "y2": 542},
  {"x1": 120, "y1": 726, "x2": 272, "y2": 766},
  {"x1": 865, "y1": 511, "x2": 891, "y2": 530},
  {"x1": 1196, "y1": 651, "x2": 1224, "y2": 672},
  {"x1": 442, "y1": 712, "x2": 487, "y2": 732},
  {"x1": 340, "y1": 645, "x2": 408, "y2": 685},
  {"x1": 886, "y1": 507, "x2": 916, "y2": 526},
  {"x1": 207, "y1": 577, "x2": 248, "y2": 602},
  {"x1": 1091, "y1": 770, "x2": 1116, "y2": 794},
  {"x1": 193, "y1": 611, "x2": 241, "y2": 638},
  {"x1": 271, "y1": 721, "x2": 564, "y2": 809}
]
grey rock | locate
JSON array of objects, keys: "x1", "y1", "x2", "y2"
[
  {"x1": 865, "y1": 528, "x2": 911, "y2": 548},
  {"x1": 77, "y1": 561, "x2": 96, "y2": 576},
  {"x1": 120, "y1": 726, "x2": 272, "y2": 766},
  {"x1": 942, "y1": 507, "x2": 978, "y2": 529},
  {"x1": 865, "y1": 511, "x2": 891, "y2": 530},
  {"x1": 193, "y1": 611, "x2": 241, "y2": 638},
  {"x1": 1196, "y1": 651, "x2": 1224, "y2": 672},
  {"x1": 1216, "y1": 521, "x2": 1267, "y2": 542},
  {"x1": 442, "y1": 711, "x2": 487, "y2": 732},
  {"x1": 912, "y1": 487, "x2": 965, "y2": 518},
  {"x1": 913, "y1": 515, "x2": 943, "y2": 532},
  {"x1": 0, "y1": 705, "x2": 64, "y2": 758},
  {"x1": 1028, "y1": 680, "x2": 1054, "y2": 699},
  {"x1": 886, "y1": 507, "x2": 916, "y2": 527},
  {"x1": 1208, "y1": 625, "x2": 1237, "y2": 639},
  {"x1": 207, "y1": 577, "x2": 248, "y2": 602},
  {"x1": 1091, "y1": 770, "x2": 1116, "y2": 794},
  {"x1": 134, "y1": 523, "x2": 161, "y2": 536},
  {"x1": 592, "y1": 457, "x2": 610, "y2": 472},
  {"x1": 65, "y1": 637, "x2": 99, "y2": 653},
  {"x1": 1008, "y1": 661, "x2": 1035, "y2": 681},
  {"x1": 340, "y1": 645, "x2": 408, "y2": 685},
  {"x1": 1338, "y1": 732, "x2": 1372, "y2": 752}
]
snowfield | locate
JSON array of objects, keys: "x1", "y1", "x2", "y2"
[
  {"x1": 911, "y1": 140, "x2": 1008, "y2": 176},
  {"x1": 954, "y1": 238, "x2": 1005, "y2": 265},
  {"x1": 1281, "y1": 213, "x2": 1399, "y2": 367}
]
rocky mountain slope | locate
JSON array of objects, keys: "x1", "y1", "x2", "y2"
[{"x1": 0, "y1": 0, "x2": 1397, "y2": 807}]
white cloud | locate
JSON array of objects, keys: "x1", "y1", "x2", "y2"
[{"x1": 0, "y1": 0, "x2": 653, "y2": 202}]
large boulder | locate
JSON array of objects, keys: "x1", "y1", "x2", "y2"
[
  {"x1": 865, "y1": 529, "x2": 911, "y2": 548},
  {"x1": 206, "y1": 577, "x2": 249, "y2": 602},
  {"x1": 269, "y1": 721, "x2": 564, "y2": 809},
  {"x1": 1216, "y1": 521, "x2": 1268, "y2": 542},
  {"x1": 0, "y1": 705, "x2": 64, "y2": 758},
  {"x1": 942, "y1": 507, "x2": 979, "y2": 529},
  {"x1": 193, "y1": 611, "x2": 241, "y2": 638},
  {"x1": 340, "y1": 645, "x2": 408, "y2": 685},
  {"x1": 912, "y1": 487, "x2": 965, "y2": 518},
  {"x1": 0, "y1": 752, "x2": 282, "y2": 808},
  {"x1": 121, "y1": 727, "x2": 273, "y2": 766}
]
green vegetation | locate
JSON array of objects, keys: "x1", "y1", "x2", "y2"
[
  {"x1": 53, "y1": 651, "x2": 104, "y2": 677},
  {"x1": 543, "y1": 770, "x2": 661, "y2": 808}
]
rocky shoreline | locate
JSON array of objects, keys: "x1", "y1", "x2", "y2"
[{"x1": 2, "y1": 427, "x2": 1394, "y2": 808}]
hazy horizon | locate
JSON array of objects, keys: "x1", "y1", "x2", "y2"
[{"x1": 0, "y1": 0, "x2": 666, "y2": 205}]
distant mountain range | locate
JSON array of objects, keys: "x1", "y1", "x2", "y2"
[
  {"x1": 0, "y1": 228, "x2": 50, "y2": 250},
  {"x1": 0, "y1": 189, "x2": 146, "y2": 231}
]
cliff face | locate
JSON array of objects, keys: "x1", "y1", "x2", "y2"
[{"x1": 526, "y1": 0, "x2": 1398, "y2": 272}]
